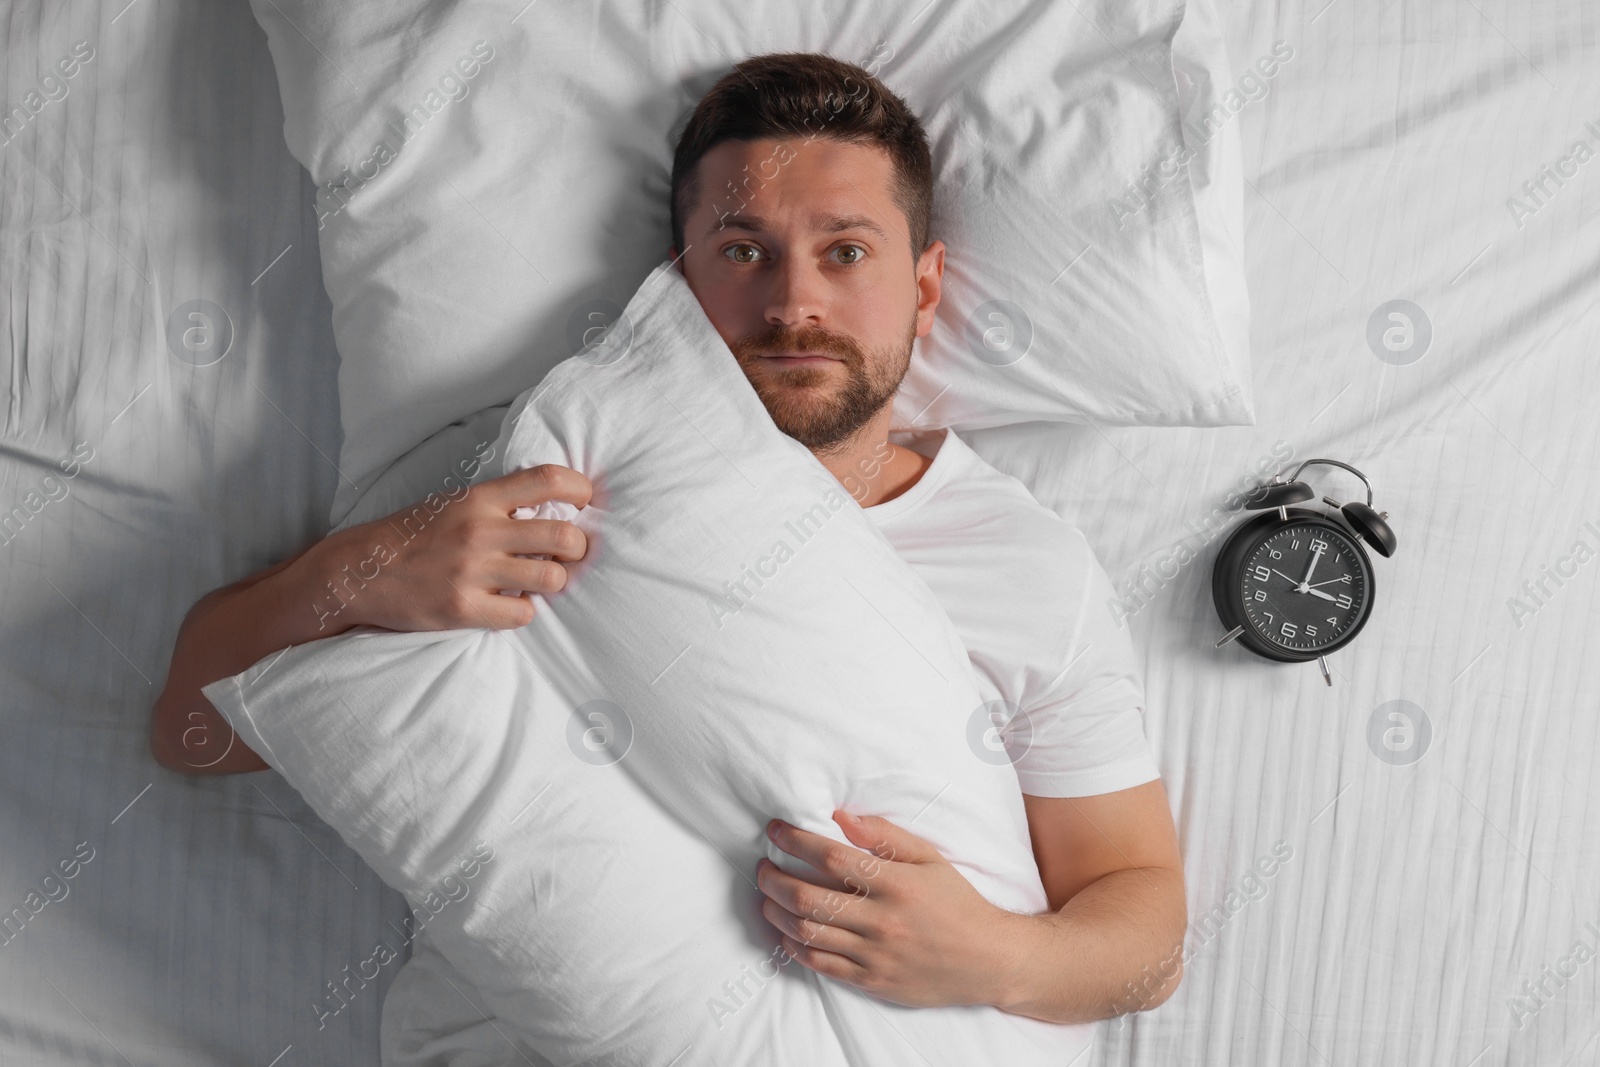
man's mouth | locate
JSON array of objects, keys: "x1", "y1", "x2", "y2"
[{"x1": 758, "y1": 351, "x2": 842, "y2": 366}]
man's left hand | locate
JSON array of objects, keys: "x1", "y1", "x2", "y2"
[{"x1": 756, "y1": 810, "x2": 1020, "y2": 1009}]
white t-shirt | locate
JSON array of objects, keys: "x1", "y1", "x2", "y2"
[{"x1": 870, "y1": 428, "x2": 1160, "y2": 799}]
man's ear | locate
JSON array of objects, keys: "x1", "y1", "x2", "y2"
[
  {"x1": 914, "y1": 239, "x2": 946, "y2": 338},
  {"x1": 668, "y1": 245, "x2": 681, "y2": 271}
]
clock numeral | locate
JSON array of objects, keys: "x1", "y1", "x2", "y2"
[
  {"x1": 1326, "y1": 616, "x2": 1338, "y2": 626},
  {"x1": 1306, "y1": 624, "x2": 1319, "y2": 638},
  {"x1": 1281, "y1": 622, "x2": 1298, "y2": 638},
  {"x1": 1253, "y1": 565, "x2": 1271, "y2": 581},
  {"x1": 1340, "y1": 574, "x2": 1351, "y2": 584},
  {"x1": 1292, "y1": 539, "x2": 1300, "y2": 550},
  {"x1": 1336, "y1": 593, "x2": 1353, "y2": 609},
  {"x1": 1269, "y1": 549, "x2": 1282, "y2": 559},
  {"x1": 1335, "y1": 552, "x2": 1342, "y2": 561},
  {"x1": 1263, "y1": 612, "x2": 1275, "y2": 625},
  {"x1": 1253, "y1": 590, "x2": 1267, "y2": 602},
  {"x1": 1310, "y1": 538, "x2": 1328, "y2": 552}
]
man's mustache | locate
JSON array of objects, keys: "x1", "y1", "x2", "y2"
[{"x1": 733, "y1": 327, "x2": 861, "y2": 364}]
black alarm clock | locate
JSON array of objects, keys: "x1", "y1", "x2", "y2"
[{"x1": 1212, "y1": 459, "x2": 1397, "y2": 685}]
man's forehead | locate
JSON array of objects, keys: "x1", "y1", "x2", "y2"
[
  {"x1": 703, "y1": 136, "x2": 888, "y2": 167},
  {"x1": 690, "y1": 138, "x2": 901, "y2": 242}
]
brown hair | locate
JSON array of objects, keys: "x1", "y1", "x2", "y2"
[{"x1": 670, "y1": 52, "x2": 933, "y2": 261}]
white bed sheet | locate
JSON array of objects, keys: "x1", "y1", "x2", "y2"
[
  {"x1": 962, "y1": 4, "x2": 1600, "y2": 1065},
  {"x1": 0, "y1": 2, "x2": 408, "y2": 1065}
]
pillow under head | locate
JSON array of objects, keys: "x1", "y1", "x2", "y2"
[{"x1": 247, "y1": 0, "x2": 1252, "y2": 526}]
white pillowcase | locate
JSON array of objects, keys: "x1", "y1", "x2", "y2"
[
  {"x1": 205, "y1": 261, "x2": 1095, "y2": 1065},
  {"x1": 247, "y1": 0, "x2": 1252, "y2": 527}
]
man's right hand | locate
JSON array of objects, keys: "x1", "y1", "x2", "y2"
[
  {"x1": 149, "y1": 463, "x2": 593, "y2": 775},
  {"x1": 309, "y1": 463, "x2": 593, "y2": 633}
]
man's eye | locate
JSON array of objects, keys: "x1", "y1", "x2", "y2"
[
  {"x1": 723, "y1": 244, "x2": 764, "y2": 264},
  {"x1": 831, "y1": 244, "x2": 866, "y2": 265}
]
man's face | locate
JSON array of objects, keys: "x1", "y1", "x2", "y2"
[{"x1": 673, "y1": 137, "x2": 943, "y2": 453}]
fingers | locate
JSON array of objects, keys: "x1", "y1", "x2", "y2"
[
  {"x1": 834, "y1": 812, "x2": 936, "y2": 864},
  {"x1": 759, "y1": 895, "x2": 868, "y2": 963},
  {"x1": 505, "y1": 517, "x2": 587, "y2": 562},
  {"x1": 440, "y1": 581, "x2": 537, "y2": 631},
  {"x1": 478, "y1": 592, "x2": 537, "y2": 630},
  {"x1": 768, "y1": 820, "x2": 882, "y2": 888},
  {"x1": 777, "y1": 935, "x2": 866, "y2": 985},
  {"x1": 495, "y1": 557, "x2": 570, "y2": 598},
  {"x1": 486, "y1": 463, "x2": 593, "y2": 511},
  {"x1": 757, "y1": 858, "x2": 872, "y2": 935}
]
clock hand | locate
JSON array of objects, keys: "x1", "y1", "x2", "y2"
[
  {"x1": 1299, "y1": 544, "x2": 1325, "y2": 587},
  {"x1": 1307, "y1": 576, "x2": 1349, "y2": 588},
  {"x1": 1270, "y1": 568, "x2": 1300, "y2": 585},
  {"x1": 1304, "y1": 587, "x2": 1338, "y2": 603}
]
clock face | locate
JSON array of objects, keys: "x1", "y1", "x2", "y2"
[{"x1": 1238, "y1": 521, "x2": 1371, "y2": 654}]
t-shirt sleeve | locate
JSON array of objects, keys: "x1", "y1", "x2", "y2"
[{"x1": 1002, "y1": 540, "x2": 1161, "y2": 798}]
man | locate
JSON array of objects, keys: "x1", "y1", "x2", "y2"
[{"x1": 150, "y1": 52, "x2": 1185, "y2": 1032}]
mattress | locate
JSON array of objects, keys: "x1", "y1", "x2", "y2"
[{"x1": 2, "y1": 3, "x2": 1596, "y2": 1067}]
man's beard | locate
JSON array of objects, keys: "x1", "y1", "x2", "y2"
[{"x1": 728, "y1": 315, "x2": 917, "y2": 453}]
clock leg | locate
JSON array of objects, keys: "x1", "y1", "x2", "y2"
[{"x1": 1317, "y1": 655, "x2": 1332, "y2": 686}]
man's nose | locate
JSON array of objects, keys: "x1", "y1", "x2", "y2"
[{"x1": 765, "y1": 257, "x2": 826, "y2": 328}]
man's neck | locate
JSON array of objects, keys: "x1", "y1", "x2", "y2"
[{"x1": 811, "y1": 411, "x2": 934, "y2": 509}]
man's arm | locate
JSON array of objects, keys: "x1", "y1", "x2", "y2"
[
  {"x1": 755, "y1": 778, "x2": 1186, "y2": 1024},
  {"x1": 149, "y1": 464, "x2": 593, "y2": 776},
  {"x1": 1000, "y1": 779, "x2": 1186, "y2": 1021},
  {"x1": 149, "y1": 544, "x2": 334, "y2": 774}
]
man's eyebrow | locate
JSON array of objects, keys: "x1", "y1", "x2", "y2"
[{"x1": 708, "y1": 213, "x2": 891, "y2": 240}]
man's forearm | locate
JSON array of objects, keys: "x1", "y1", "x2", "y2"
[
  {"x1": 991, "y1": 866, "x2": 1186, "y2": 1025},
  {"x1": 150, "y1": 533, "x2": 364, "y2": 773}
]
